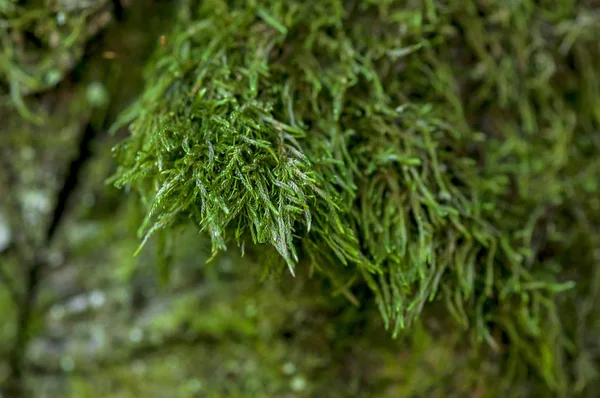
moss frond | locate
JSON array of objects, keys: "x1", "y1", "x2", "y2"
[{"x1": 113, "y1": 0, "x2": 600, "y2": 393}]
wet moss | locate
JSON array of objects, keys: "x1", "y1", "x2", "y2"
[
  {"x1": 113, "y1": 0, "x2": 600, "y2": 395},
  {"x1": 0, "y1": 0, "x2": 599, "y2": 397}
]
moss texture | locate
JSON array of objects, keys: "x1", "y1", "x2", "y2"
[
  {"x1": 1, "y1": 0, "x2": 599, "y2": 397},
  {"x1": 114, "y1": 0, "x2": 600, "y2": 395}
]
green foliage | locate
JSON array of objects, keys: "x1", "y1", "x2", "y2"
[{"x1": 113, "y1": 0, "x2": 600, "y2": 394}]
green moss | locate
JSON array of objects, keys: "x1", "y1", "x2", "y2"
[
  {"x1": 112, "y1": 0, "x2": 600, "y2": 395},
  {"x1": 0, "y1": 0, "x2": 594, "y2": 396},
  {"x1": 54, "y1": 224, "x2": 512, "y2": 398},
  {"x1": 111, "y1": 0, "x2": 600, "y2": 392}
]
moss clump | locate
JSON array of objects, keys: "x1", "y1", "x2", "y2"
[{"x1": 114, "y1": 0, "x2": 600, "y2": 394}]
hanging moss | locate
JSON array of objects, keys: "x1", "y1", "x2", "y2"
[{"x1": 109, "y1": 0, "x2": 600, "y2": 395}]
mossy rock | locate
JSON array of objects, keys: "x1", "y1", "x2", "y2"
[{"x1": 113, "y1": 0, "x2": 600, "y2": 395}]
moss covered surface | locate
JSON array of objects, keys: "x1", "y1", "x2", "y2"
[
  {"x1": 114, "y1": 0, "x2": 600, "y2": 395},
  {"x1": 1, "y1": 0, "x2": 599, "y2": 397}
]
